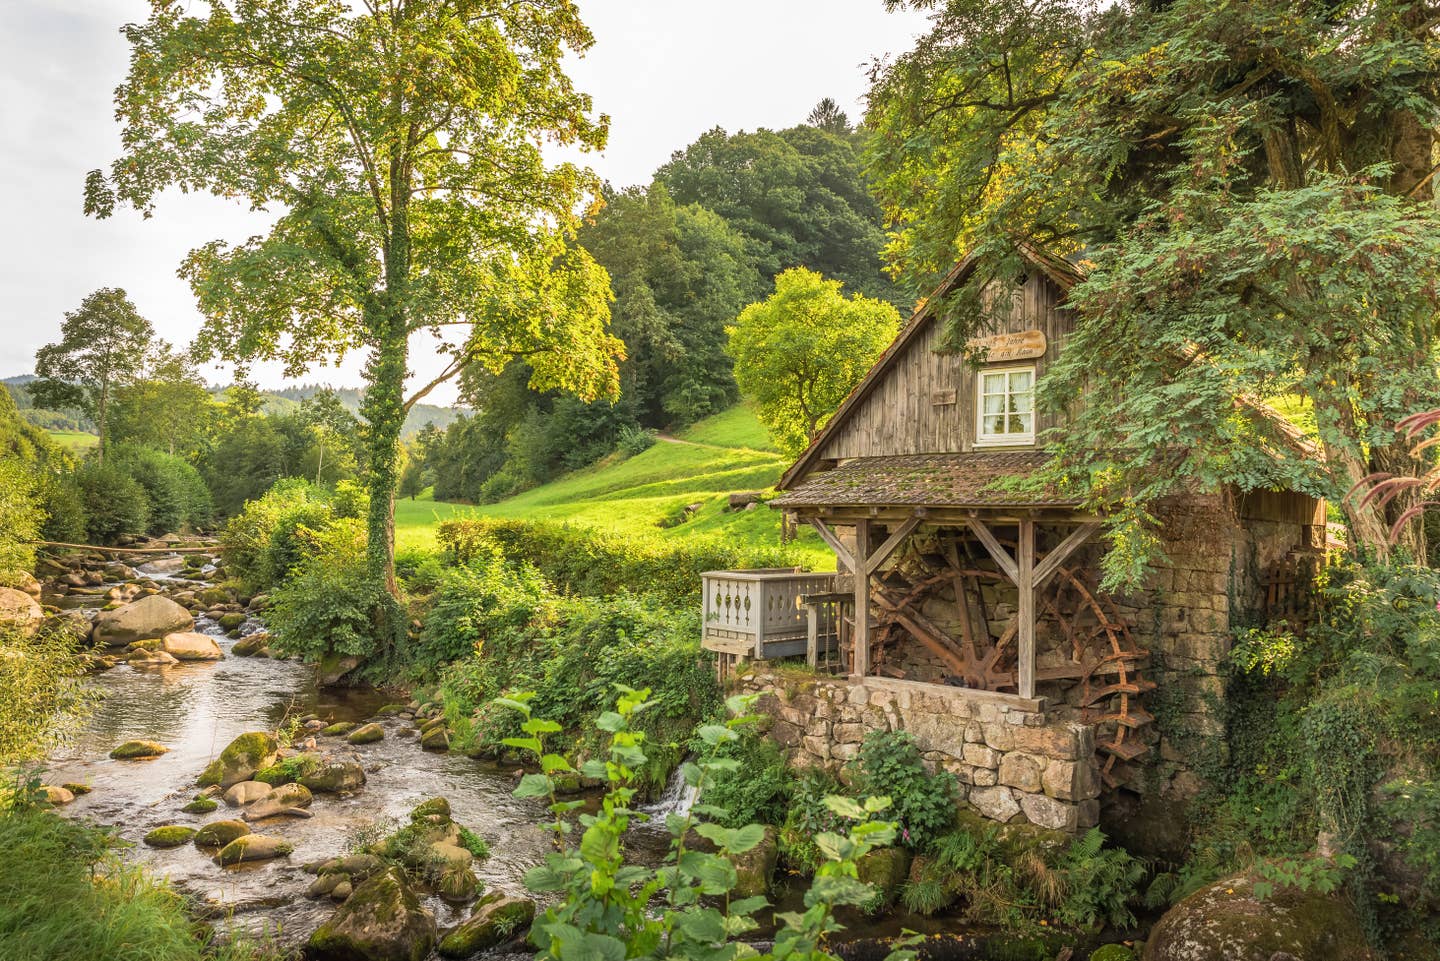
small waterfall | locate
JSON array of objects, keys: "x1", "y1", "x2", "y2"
[{"x1": 644, "y1": 761, "x2": 699, "y2": 819}]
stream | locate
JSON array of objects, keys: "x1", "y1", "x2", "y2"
[{"x1": 39, "y1": 556, "x2": 1059, "y2": 960}]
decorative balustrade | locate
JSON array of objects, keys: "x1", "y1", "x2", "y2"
[{"x1": 701, "y1": 569, "x2": 838, "y2": 671}]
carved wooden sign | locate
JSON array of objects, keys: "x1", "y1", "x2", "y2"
[
  {"x1": 967, "y1": 329, "x2": 1047, "y2": 362},
  {"x1": 931, "y1": 388, "x2": 957, "y2": 406}
]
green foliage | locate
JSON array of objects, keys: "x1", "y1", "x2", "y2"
[
  {"x1": 1051, "y1": 829, "x2": 1146, "y2": 930},
  {"x1": 698, "y1": 733, "x2": 791, "y2": 830},
  {"x1": 436, "y1": 516, "x2": 800, "y2": 606},
  {"x1": 457, "y1": 826, "x2": 491, "y2": 861},
  {"x1": 779, "y1": 767, "x2": 849, "y2": 872},
  {"x1": 107, "y1": 341, "x2": 217, "y2": 460},
  {"x1": 112, "y1": 445, "x2": 212, "y2": 534},
  {"x1": 265, "y1": 518, "x2": 407, "y2": 669},
  {"x1": 850, "y1": 730, "x2": 958, "y2": 851},
  {"x1": 727, "y1": 268, "x2": 900, "y2": 457},
  {"x1": 436, "y1": 586, "x2": 720, "y2": 794},
  {"x1": 616, "y1": 424, "x2": 658, "y2": 457},
  {"x1": 0, "y1": 805, "x2": 273, "y2": 961},
  {"x1": 0, "y1": 622, "x2": 94, "y2": 767},
  {"x1": 500, "y1": 690, "x2": 914, "y2": 961},
  {"x1": 74, "y1": 459, "x2": 149, "y2": 545},
  {"x1": 36, "y1": 471, "x2": 87, "y2": 545},
  {"x1": 219, "y1": 479, "x2": 333, "y2": 591}
]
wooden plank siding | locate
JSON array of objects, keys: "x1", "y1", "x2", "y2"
[{"x1": 819, "y1": 272, "x2": 1073, "y2": 461}]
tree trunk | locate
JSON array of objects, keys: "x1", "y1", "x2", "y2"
[
  {"x1": 96, "y1": 381, "x2": 108, "y2": 465},
  {"x1": 361, "y1": 321, "x2": 406, "y2": 597}
]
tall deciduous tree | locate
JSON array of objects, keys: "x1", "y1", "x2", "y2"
[
  {"x1": 86, "y1": 0, "x2": 622, "y2": 594},
  {"x1": 30, "y1": 288, "x2": 154, "y2": 463},
  {"x1": 108, "y1": 341, "x2": 217, "y2": 458},
  {"x1": 727, "y1": 268, "x2": 900, "y2": 457},
  {"x1": 867, "y1": 0, "x2": 1440, "y2": 568}
]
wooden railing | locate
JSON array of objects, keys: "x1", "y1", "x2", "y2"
[{"x1": 701, "y1": 569, "x2": 839, "y2": 668}]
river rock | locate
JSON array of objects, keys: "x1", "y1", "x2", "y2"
[
  {"x1": 731, "y1": 825, "x2": 778, "y2": 899},
  {"x1": 199, "y1": 732, "x2": 281, "y2": 788},
  {"x1": 437, "y1": 893, "x2": 535, "y2": 958},
  {"x1": 162, "y1": 631, "x2": 224, "y2": 661},
  {"x1": 299, "y1": 760, "x2": 367, "y2": 794},
  {"x1": 217, "y1": 612, "x2": 247, "y2": 632},
  {"x1": 0, "y1": 587, "x2": 43, "y2": 636},
  {"x1": 421, "y1": 727, "x2": 450, "y2": 752},
  {"x1": 138, "y1": 555, "x2": 187, "y2": 575},
  {"x1": 144, "y1": 825, "x2": 197, "y2": 848},
  {"x1": 232, "y1": 632, "x2": 270, "y2": 657},
  {"x1": 307, "y1": 866, "x2": 436, "y2": 961},
  {"x1": 183, "y1": 796, "x2": 219, "y2": 814},
  {"x1": 13, "y1": 571, "x2": 41, "y2": 599},
  {"x1": 1142, "y1": 873, "x2": 1373, "y2": 961},
  {"x1": 215, "y1": 833, "x2": 293, "y2": 866},
  {"x1": 347, "y1": 723, "x2": 385, "y2": 745},
  {"x1": 317, "y1": 654, "x2": 362, "y2": 686},
  {"x1": 91, "y1": 595, "x2": 194, "y2": 647},
  {"x1": 225, "y1": 781, "x2": 273, "y2": 806},
  {"x1": 110, "y1": 739, "x2": 168, "y2": 760},
  {"x1": 244, "y1": 782, "x2": 314, "y2": 820},
  {"x1": 194, "y1": 819, "x2": 250, "y2": 848},
  {"x1": 320, "y1": 721, "x2": 357, "y2": 737},
  {"x1": 36, "y1": 785, "x2": 75, "y2": 806},
  {"x1": 856, "y1": 846, "x2": 912, "y2": 912}
]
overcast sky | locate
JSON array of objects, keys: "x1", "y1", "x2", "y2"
[{"x1": 1, "y1": 1, "x2": 928, "y2": 405}]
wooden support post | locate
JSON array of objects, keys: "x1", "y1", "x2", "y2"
[
  {"x1": 808, "y1": 517, "x2": 856, "y2": 571},
  {"x1": 1017, "y1": 518, "x2": 1036, "y2": 700},
  {"x1": 853, "y1": 518, "x2": 871, "y2": 680}
]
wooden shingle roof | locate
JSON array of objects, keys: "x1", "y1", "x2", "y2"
[{"x1": 770, "y1": 451, "x2": 1079, "y2": 510}]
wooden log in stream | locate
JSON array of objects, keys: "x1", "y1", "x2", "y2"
[{"x1": 31, "y1": 540, "x2": 217, "y2": 555}]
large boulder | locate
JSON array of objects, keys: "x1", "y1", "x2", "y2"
[
  {"x1": 347, "y1": 723, "x2": 385, "y2": 745},
  {"x1": 437, "y1": 893, "x2": 535, "y2": 958},
  {"x1": 299, "y1": 760, "x2": 367, "y2": 794},
  {"x1": 1142, "y1": 874, "x2": 1374, "y2": 961},
  {"x1": 244, "y1": 782, "x2": 314, "y2": 821},
  {"x1": 856, "y1": 846, "x2": 913, "y2": 913},
  {"x1": 232, "y1": 632, "x2": 270, "y2": 657},
  {"x1": 161, "y1": 631, "x2": 224, "y2": 661},
  {"x1": 194, "y1": 819, "x2": 250, "y2": 848},
  {"x1": 92, "y1": 595, "x2": 194, "y2": 647},
  {"x1": 307, "y1": 866, "x2": 437, "y2": 961},
  {"x1": 198, "y1": 732, "x2": 281, "y2": 789},
  {"x1": 0, "y1": 587, "x2": 43, "y2": 636},
  {"x1": 224, "y1": 781, "x2": 273, "y2": 807},
  {"x1": 214, "y1": 833, "x2": 293, "y2": 866}
]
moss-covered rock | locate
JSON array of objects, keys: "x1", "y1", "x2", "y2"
[
  {"x1": 1142, "y1": 873, "x2": 1373, "y2": 961},
  {"x1": 375, "y1": 703, "x2": 407, "y2": 716},
  {"x1": 217, "y1": 612, "x2": 247, "y2": 631},
  {"x1": 1090, "y1": 946, "x2": 1137, "y2": 961},
  {"x1": 214, "y1": 833, "x2": 293, "y2": 865},
  {"x1": 144, "y1": 825, "x2": 197, "y2": 848},
  {"x1": 856, "y1": 846, "x2": 913, "y2": 913},
  {"x1": 307, "y1": 866, "x2": 436, "y2": 961},
  {"x1": 193, "y1": 819, "x2": 250, "y2": 848},
  {"x1": 232, "y1": 632, "x2": 270, "y2": 657},
  {"x1": 731, "y1": 825, "x2": 778, "y2": 899},
  {"x1": 347, "y1": 723, "x2": 385, "y2": 745},
  {"x1": 109, "y1": 739, "x2": 168, "y2": 760},
  {"x1": 420, "y1": 727, "x2": 450, "y2": 752},
  {"x1": 182, "y1": 796, "x2": 219, "y2": 814},
  {"x1": 197, "y1": 731, "x2": 280, "y2": 788},
  {"x1": 91, "y1": 594, "x2": 194, "y2": 647},
  {"x1": 437, "y1": 893, "x2": 535, "y2": 958},
  {"x1": 410, "y1": 797, "x2": 452, "y2": 821},
  {"x1": 60, "y1": 783, "x2": 92, "y2": 796},
  {"x1": 299, "y1": 760, "x2": 367, "y2": 794},
  {"x1": 319, "y1": 721, "x2": 358, "y2": 737}
]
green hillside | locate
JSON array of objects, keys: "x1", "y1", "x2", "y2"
[
  {"x1": 394, "y1": 405, "x2": 833, "y2": 569},
  {"x1": 45, "y1": 430, "x2": 98, "y2": 452}
]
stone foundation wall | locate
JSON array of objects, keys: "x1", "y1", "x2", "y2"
[{"x1": 734, "y1": 669, "x2": 1102, "y2": 832}]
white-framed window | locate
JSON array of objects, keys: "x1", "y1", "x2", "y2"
[{"x1": 975, "y1": 365, "x2": 1035, "y2": 446}]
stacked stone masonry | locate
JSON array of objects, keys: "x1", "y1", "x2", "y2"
[{"x1": 735, "y1": 670, "x2": 1101, "y2": 832}]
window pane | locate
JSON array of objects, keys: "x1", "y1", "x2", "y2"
[
  {"x1": 1012, "y1": 412, "x2": 1034, "y2": 435},
  {"x1": 984, "y1": 394, "x2": 1005, "y2": 415},
  {"x1": 981, "y1": 372, "x2": 1006, "y2": 394},
  {"x1": 983, "y1": 414, "x2": 1005, "y2": 435},
  {"x1": 1009, "y1": 370, "x2": 1033, "y2": 391},
  {"x1": 1012, "y1": 391, "x2": 1033, "y2": 414}
]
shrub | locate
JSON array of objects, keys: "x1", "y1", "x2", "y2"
[
  {"x1": 0, "y1": 622, "x2": 94, "y2": 767},
  {"x1": 616, "y1": 423, "x2": 657, "y2": 456},
  {"x1": 778, "y1": 766, "x2": 849, "y2": 871},
  {"x1": 74, "y1": 459, "x2": 150, "y2": 544},
  {"x1": 113, "y1": 445, "x2": 212, "y2": 533},
  {"x1": 699, "y1": 731, "x2": 791, "y2": 829},
  {"x1": 850, "y1": 730, "x2": 958, "y2": 850},
  {"x1": 219, "y1": 478, "x2": 332, "y2": 591},
  {"x1": 36, "y1": 471, "x2": 87, "y2": 544},
  {"x1": 0, "y1": 456, "x2": 41, "y2": 580},
  {"x1": 437, "y1": 517, "x2": 802, "y2": 604},
  {"x1": 265, "y1": 518, "x2": 406, "y2": 669},
  {"x1": 414, "y1": 552, "x2": 554, "y2": 677},
  {"x1": 330, "y1": 478, "x2": 369, "y2": 520}
]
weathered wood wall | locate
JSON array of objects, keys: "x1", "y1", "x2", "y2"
[{"x1": 819, "y1": 271, "x2": 1073, "y2": 460}]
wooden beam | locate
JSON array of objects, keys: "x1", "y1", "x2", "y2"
[
  {"x1": 1033, "y1": 522, "x2": 1102, "y2": 588},
  {"x1": 967, "y1": 517, "x2": 1019, "y2": 583},
  {"x1": 1017, "y1": 519, "x2": 1036, "y2": 700},
  {"x1": 864, "y1": 515, "x2": 922, "y2": 577},
  {"x1": 853, "y1": 519, "x2": 871, "y2": 680},
  {"x1": 807, "y1": 518, "x2": 855, "y2": 571}
]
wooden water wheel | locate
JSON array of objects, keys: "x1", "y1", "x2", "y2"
[{"x1": 867, "y1": 541, "x2": 1153, "y2": 789}]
